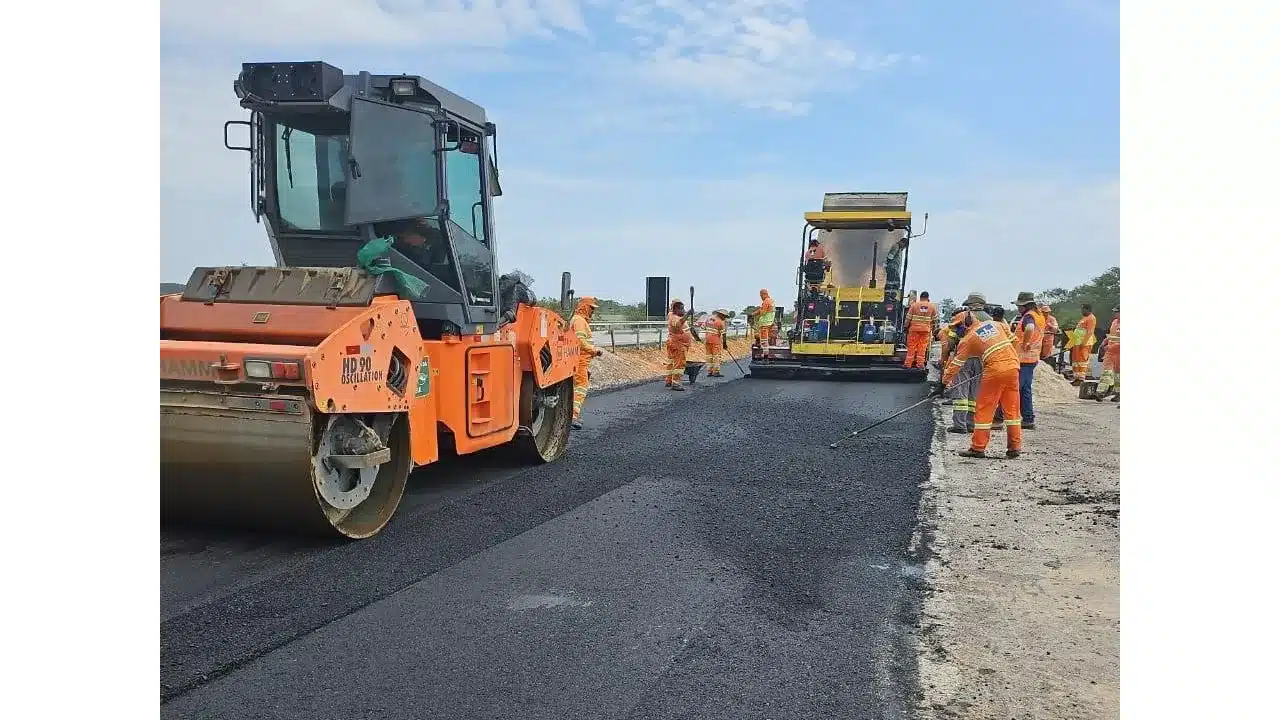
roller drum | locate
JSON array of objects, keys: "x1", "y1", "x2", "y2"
[{"x1": 160, "y1": 389, "x2": 410, "y2": 539}]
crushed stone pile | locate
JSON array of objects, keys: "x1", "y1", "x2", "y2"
[
  {"x1": 587, "y1": 338, "x2": 753, "y2": 390},
  {"x1": 1032, "y1": 361, "x2": 1080, "y2": 404}
]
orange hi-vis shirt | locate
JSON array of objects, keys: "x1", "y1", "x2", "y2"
[
  {"x1": 1014, "y1": 309, "x2": 1046, "y2": 364},
  {"x1": 1041, "y1": 313, "x2": 1059, "y2": 358},
  {"x1": 667, "y1": 312, "x2": 693, "y2": 348},
  {"x1": 570, "y1": 314, "x2": 597, "y2": 356},
  {"x1": 1074, "y1": 313, "x2": 1097, "y2": 348},
  {"x1": 704, "y1": 315, "x2": 725, "y2": 339},
  {"x1": 906, "y1": 300, "x2": 938, "y2": 332},
  {"x1": 1106, "y1": 316, "x2": 1119, "y2": 348},
  {"x1": 943, "y1": 320, "x2": 1019, "y2": 385}
]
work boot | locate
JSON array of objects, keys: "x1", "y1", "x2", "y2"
[
  {"x1": 1110, "y1": 393, "x2": 1120, "y2": 403},
  {"x1": 671, "y1": 384, "x2": 686, "y2": 392},
  {"x1": 1006, "y1": 448, "x2": 1022, "y2": 459},
  {"x1": 571, "y1": 419, "x2": 583, "y2": 430},
  {"x1": 1023, "y1": 423, "x2": 1036, "y2": 430},
  {"x1": 958, "y1": 448, "x2": 986, "y2": 458},
  {"x1": 947, "y1": 426, "x2": 968, "y2": 434}
]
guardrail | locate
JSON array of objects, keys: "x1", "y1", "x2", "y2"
[{"x1": 589, "y1": 320, "x2": 751, "y2": 348}]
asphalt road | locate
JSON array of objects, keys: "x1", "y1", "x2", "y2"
[{"x1": 161, "y1": 363, "x2": 935, "y2": 719}]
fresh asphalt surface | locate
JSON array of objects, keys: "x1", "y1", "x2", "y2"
[{"x1": 161, "y1": 361, "x2": 935, "y2": 719}]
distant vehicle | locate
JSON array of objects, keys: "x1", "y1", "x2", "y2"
[{"x1": 729, "y1": 317, "x2": 748, "y2": 328}]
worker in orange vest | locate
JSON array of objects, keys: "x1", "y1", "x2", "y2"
[
  {"x1": 752, "y1": 289, "x2": 777, "y2": 349},
  {"x1": 703, "y1": 310, "x2": 728, "y2": 377},
  {"x1": 1038, "y1": 303, "x2": 1060, "y2": 365},
  {"x1": 665, "y1": 298, "x2": 694, "y2": 391},
  {"x1": 943, "y1": 293, "x2": 992, "y2": 434},
  {"x1": 1012, "y1": 292, "x2": 1046, "y2": 430},
  {"x1": 569, "y1": 296, "x2": 604, "y2": 429},
  {"x1": 1069, "y1": 303, "x2": 1098, "y2": 385},
  {"x1": 1095, "y1": 306, "x2": 1120, "y2": 402},
  {"x1": 941, "y1": 313, "x2": 1024, "y2": 458},
  {"x1": 903, "y1": 291, "x2": 938, "y2": 368}
]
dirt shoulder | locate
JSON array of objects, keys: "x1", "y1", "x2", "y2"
[
  {"x1": 587, "y1": 337, "x2": 754, "y2": 391},
  {"x1": 916, "y1": 367, "x2": 1119, "y2": 719}
]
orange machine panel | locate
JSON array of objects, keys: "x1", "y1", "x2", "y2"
[
  {"x1": 425, "y1": 335, "x2": 521, "y2": 456},
  {"x1": 512, "y1": 304, "x2": 577, "y2": 388},
  {"x1": 407, "y1": 342, "x2": 441, "y2": 468},
  {"x1": 308, "y1": 300, "x2": 423, "y2": 415},
  {"x1": 160, "y1": 295, "x2": 375, "y2": 345}
]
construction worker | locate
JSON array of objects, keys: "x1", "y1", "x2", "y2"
[
  {"x1": 803, "y1": 239, "x2": 831, "y2": 290},
  {"x1": 1039, "y1": 303, "x2": 1060, "y2": 366},
  {"x1": 943, "y1": 293, "x2": 991, "y2": 434},
  {"x1": 752, "y1": 289, "x2": 777, "y2": 349},
  {"x1": 665, "y1": 298, "x2": 694, "y2": 391},
  {"x1": 903, "y1": 291, "x2": 938, "y2": 368},
  {"x1": 1012, "y1": 292, "x2": 1045, "y2": 431},
  {"x1": 1095, "y1": 306, "x2": 1120, "y2": 402},
  {"x1": 1069, "y1": 303, "x2": 1098, "y2": 385},
  {"x1": 569, "y1": 296, "x2": 604, "y2": 429},
  {"x1": 704, "y1": 310, "x2": 728, "y2": 377},
  {"x1": 806, "y1": 238, "x2": 827, "y2": 262},
  {"x1": 941, "y1": 312, "x2": 1023, "y2": 459}
]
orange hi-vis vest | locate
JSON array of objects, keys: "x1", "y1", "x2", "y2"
[
  {"x1": 667, "y1": 312, "x2": 693, "y2": 348},
  {"x1": 943, "y1": 320, "x2": 1019, "y2": 385},
  {"x1": 570, "y1": 314, "x2": 597, "y2": 356},
  {"x1": 1015, "y1": 309, "x2": 1046, "y2": 364},
  {"x1": 704, "y1": 316, "x2": 725, "y2": 342},
  {"x1": 1041, "y1": 313, "x2": 1059, "y2": 358},
  {"x1": 906, "y1": 300, "x2": 938, "y2": 332},
  {"x1": 1106, "y1": 317, "x2": 1119, "y2": 348}
]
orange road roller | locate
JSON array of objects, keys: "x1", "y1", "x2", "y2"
[{"x1": 160, "y1": 61, "x2": 579, "y2": 539}]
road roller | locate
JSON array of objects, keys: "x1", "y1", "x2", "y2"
[{"x1": 160, "y1": 61, "x2": 579, "y2": 539}]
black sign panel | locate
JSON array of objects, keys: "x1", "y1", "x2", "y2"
[{"x1": 646, "y1": 277, "x2": 669, "y2": 320}]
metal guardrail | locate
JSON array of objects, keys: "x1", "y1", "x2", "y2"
[{"x1": 589, "y1": 320, "x2": 751, "y2": 348}]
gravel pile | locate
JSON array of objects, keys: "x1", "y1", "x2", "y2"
[
  {"x1": 1032, "y1": 361, "x2": 1080, "y2": 404},
  {"x1": 588, "y1": 338, "x2": 753, "y2": 390}
]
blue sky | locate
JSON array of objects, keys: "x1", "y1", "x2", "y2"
[{"x1": 161, "y1": 0, "x2": 1118, "y2": 313}]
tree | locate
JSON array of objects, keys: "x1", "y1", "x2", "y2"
[
  {"x1": 937, "y1": 297, "x2": 957, "y2": 319},
  {"x1": 1039, "y1": 266, "x2": 1120, "y2": 343}
]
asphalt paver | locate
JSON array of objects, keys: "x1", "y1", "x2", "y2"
[{"x1": 161, "y1": 368, "x2": 933, "y2": 719}]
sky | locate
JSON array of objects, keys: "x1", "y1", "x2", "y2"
[{"x1": 160, "y1": 0, "x2": 1118, "y2": 313}]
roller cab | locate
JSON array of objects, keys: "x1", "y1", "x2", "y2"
[
  {"x1": 749, "y1": 191, "x2": 929, "y2": 382},
  {"x1": 160, "y1": 61, "x2": 578, "y2": 539}
]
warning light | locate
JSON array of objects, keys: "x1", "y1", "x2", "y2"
[{"x1": 271, "y1": 362, "x2": 301, "y2": 380}]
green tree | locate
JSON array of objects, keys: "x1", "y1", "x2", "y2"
[
  {"x1": 937, "y1": 297, "x2": 957, "y2": 319},
  {"x1": 1039, "y1": 266, "x2": 1120, "y2": 343}
]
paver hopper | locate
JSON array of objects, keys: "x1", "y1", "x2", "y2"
[{"x1": 749, "y1": 192, "x2": 930, "y2": 382}]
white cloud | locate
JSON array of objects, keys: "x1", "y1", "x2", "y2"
[
  {"x1": 162, "y1": 0, "x2": 588, "y2": 48},
  {"x1": 610, "y1": 0, "x2": 893, "y2": 115}
]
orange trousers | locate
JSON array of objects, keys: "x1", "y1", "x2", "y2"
[
  {"x1": 757, "y1": 325, "x2": 776, "y2": 347},
  {"x1": 972, "y1": 368, "x2": 1022, "y2": 453},
  {"x1": 665, "y1": 342, "x2": 687, "y2": 385},
  {"x1": 1070, "y1": 344, "x2": 1093, "y2": 379},
  {"x1": 705, "y1": 337, "x2": 723, "y2": 375},
  {"x1": 571, "y1": 356, "x2": 590, "y2": 420},
  {"x1": 905, "y1": 329, "x2": 931, "y2": 368}
]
